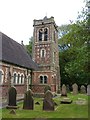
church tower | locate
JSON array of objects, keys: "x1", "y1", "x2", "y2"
[{"x1": 32, "y1": 16, "x2": 60, "y2": 94}]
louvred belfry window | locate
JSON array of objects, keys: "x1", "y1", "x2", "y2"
[
  {"x1": 39, "y1": 29, "x2": 42, "y2": 41},
  {"x1": 44, "y1": 28, "x2": 48, "y2": 41}
]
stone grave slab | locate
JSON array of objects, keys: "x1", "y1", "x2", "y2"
[
  {"x1": 60, "y1": 97, "x2": 72, "y2": 104},
  {"x1": 75, "y1": 98, "x2": 87, "y2": 105}
]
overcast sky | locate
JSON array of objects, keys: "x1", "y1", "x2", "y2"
[{"x1": 0, "y1": 0, "x2": 85, "y2": 45}]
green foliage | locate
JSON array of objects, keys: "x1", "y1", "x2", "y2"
[
  {"x1": 59, "y1": 2, "x2": 90, "y2": 86},
  {"x1": 26, "y1": 36, "x2": 33, "y2": 55}
]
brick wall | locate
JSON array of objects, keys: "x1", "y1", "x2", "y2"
[{"x1": 0, "y1": 62, "x2": 30, "y2": 99}]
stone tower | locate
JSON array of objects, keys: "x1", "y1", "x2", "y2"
[{"x1": 32, "y1": 16, "x2": 60, "y2": 94}]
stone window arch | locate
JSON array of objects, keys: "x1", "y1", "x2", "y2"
[
  {"x1": 13, "y1": 72, "x2": 17, "y2": 84},
  {"x1": 39, "y1": 75, "x2": 48, "y2": 84},
  {"x1": 40, "y1": 75, "x2": 43, "y2": 84},
  {"x1": 0, "y1": 70, "x2": 4, "y2": 84},
  {"x1": 20, "y1": 73, "x2": 24, "y2": 84},
  {"x1": 17, "y1": 73, "x2": 20, "y2": 84},
  {"x1": 44, "y1": 75, "x2": 48, "y2": 84}
]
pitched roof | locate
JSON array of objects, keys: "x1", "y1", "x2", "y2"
[{"x1": 0, "y1": 32, "x2": 38, "y2": 70}]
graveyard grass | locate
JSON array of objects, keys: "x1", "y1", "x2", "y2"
[{"x1": 1, "y1": 93, "x2": 89, "y2": 118}]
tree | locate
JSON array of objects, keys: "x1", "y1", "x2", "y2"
[
  {"x1": 26, "y1": 36, "x2": 33, "y2": 55},
  {"x1": 59, "y1": 1, "x2": 90, "y2": 86}
]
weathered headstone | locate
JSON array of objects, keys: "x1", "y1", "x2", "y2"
[
  {"x1": 72, "y1": 83, "x2": 78, "y2": 95},
  {"x1": 80, "y1": 85, "x2": 86, "y2": 94},
  {"x1": 23, "y1": 89, "x2": 34, "y2": 110},
  {"x1": 43, "y1": 90, "x2": 54, "y2": 111},
  {"x1": 6, "y1": 86, "x2": 18, "y2": 109},
  {"x1": 61, "y1": 84, "x2": 67, "y2": 96},
  {"x1": 87, "y1": 85, "x2": 90, "y2": 96}
]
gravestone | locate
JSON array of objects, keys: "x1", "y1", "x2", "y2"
[
  {"x1": 75, "y1": 98, "x2": 87, "y2": 105},
  {"x1": 35, "y1": 102, "x2": 40, "y2": 105},
  {"x1": 60, "y1": 97, "x2": 72, "y2": 104},
  {"x1": 72, "y1": 83, "x2": 78, "y2": 95},
  {"x1": 23, "y1": 89, "x2": 34, "y2": 110},
  {"x1": 87, "y1": 85, "x2": 90, "y2": 96},
  {"x1": 43, "y1": 90, "x2": 54, "y2": 111},
  {"x1": 80, "y1": 85, "x2": 86, "y2": 94},
  {"x1": 61, "y1": 84, "x2": 67, "y2": 96},
  {"x1": 6, "y1": 86, "x2": 18, "y2": 109},
  {"x1": 9, "y1": 109, "x2": 16, "y2": 115}
]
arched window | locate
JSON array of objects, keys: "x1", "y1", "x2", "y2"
[
  {"x1": 39, "y1": 75, "x2": 48, "y2": 84},
  {"x1": 44, "y1": 28, "x2": 48, "y2": 41},
  {"x1": 21, "y1": 73, "x2": 24, "y2": 84},
  {"x1": 40, "y1": 76, "x2": 43, "y2": 84},
  {"x1": 40, "y1": 49, "x2": 46, "y2": 58},
  {"x1": 17, "y1": 73, "x2": 20, "y2": 84},
  {"x1": 13, "y1": 72, "x2": 17, "y2": 84},
  {"x1": 0, "y1": 70, "x2": 4, "y2": 84},
  {"x1": 39, "y1": 29, "x2": 42, "y2": 41},
  {"x1": 44, "y1": 76, "x2": 47, "y2": 84}
]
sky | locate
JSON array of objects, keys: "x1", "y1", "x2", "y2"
[{"x1": 0, "y1": 0, "x2": 86, "y2": 45}]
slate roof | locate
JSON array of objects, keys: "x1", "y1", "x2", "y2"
[{"x1": 0, "y1": 32, "x2": 38, "y2": 70}]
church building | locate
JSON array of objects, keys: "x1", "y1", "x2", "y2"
[
  {"x1": 0, "y1": 16, "x2": 60, "y2": 99},
  {"x1": 0, "y1": 32, "x2": 38, "y2": 99},
  {"x1": 32, "y1": 16, "x2": 60, "y2": 94}
]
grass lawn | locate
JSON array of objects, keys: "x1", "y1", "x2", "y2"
[{"x1": 0, "y1": 93, "x2": 89, "y2": 119}]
